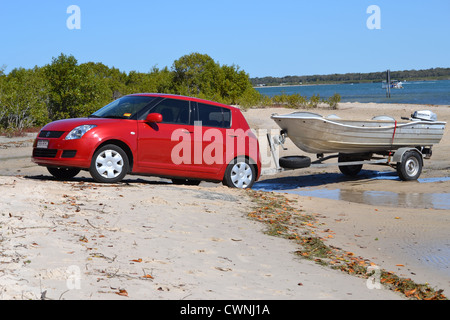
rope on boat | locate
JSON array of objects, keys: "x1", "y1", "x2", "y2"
[
  {"x1": 388, "y1": 120, "x2": 398, "y2": 160},
  {"x1": 391, "y1": 120, "x2": 398, "y2": 146}
]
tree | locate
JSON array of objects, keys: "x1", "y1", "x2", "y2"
[
  {"x1": 44, "y1": 53, "x2": 108, "y2": 120},
  {"x1": 1, "y1": 52, "x2": 265, "y2": 131},
  {"x1": 171, "y1": 52, "x2": 258, "y2": 105},
  {"x1": 0, "y1": 67, "x2": 48, "y2": 131},
  {"x1": 171, "y1": 53, "x2": 221, "y2": 97}
]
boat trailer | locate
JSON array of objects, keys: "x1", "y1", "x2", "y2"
[{"x1": 260, "y1": 131, "x2": 429, "y2": 181}]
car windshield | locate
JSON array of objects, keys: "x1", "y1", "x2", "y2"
[{"x1": 90, "y1": 96, "x2": 156, "y2": 119}]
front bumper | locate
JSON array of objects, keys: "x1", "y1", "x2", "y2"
[{"x1": 32, "y1": 137, "x2": 97, "y2": 169}]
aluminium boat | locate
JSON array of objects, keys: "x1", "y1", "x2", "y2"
[{"x1": 271, "y1": 110, "x2": 446, "y2": 154}]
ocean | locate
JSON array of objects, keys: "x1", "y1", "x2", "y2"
[{"x1": 255, "y1": 79, "x2": 450, "y2": 106}]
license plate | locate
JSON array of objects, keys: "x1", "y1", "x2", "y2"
[{"x1": 37, "y1": 140, "x2": 49, "y2": 149}]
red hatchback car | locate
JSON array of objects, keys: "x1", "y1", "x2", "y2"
[{"x1": 32, "y1": 94, "x2": 261, "y2": 188}]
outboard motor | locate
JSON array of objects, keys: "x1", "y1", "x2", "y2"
[{"x1": 411, "y1": 110, "x2": 437, "y2": 121}]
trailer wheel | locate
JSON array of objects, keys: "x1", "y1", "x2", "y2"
[
  {"x1": 279, "y1": 156, "x2": 311, "y2": 169},
  {"x1": 338, "y1": 155, "x2": 363, "y2": 176},
  {"x1": 397, "y1": 150, "x2": 422, "y2": 181}
]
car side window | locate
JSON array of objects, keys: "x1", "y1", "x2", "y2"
[
  {"x1": 150, "y1": 99, "x2": 191, "y2": 125},
  {"x1": 197, "y1": 103, "x2": 231, "y2": 128}
]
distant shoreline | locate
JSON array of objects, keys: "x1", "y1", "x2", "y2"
[
  {"x1": 253, "y1": 78, "x2": 449, "y2": 89},
  {"x1": 254, "y1": 83, "x2": 337, "y2": 89}
]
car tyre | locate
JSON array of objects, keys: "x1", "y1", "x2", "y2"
[
  {"x1": 90, "y1": 144, "x2": 129, "y2": 183},
  {"x1": 223, "y1": 157, "x2": 256, "y2": 189},
  {"x1": 47, "y1": 167, "x2": 81, "y2": 180}
]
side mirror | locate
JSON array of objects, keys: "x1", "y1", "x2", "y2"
[{"x1": 146, "y1": 113, "x2": 163, "y2": 123}]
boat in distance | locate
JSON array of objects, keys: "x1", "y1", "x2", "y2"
[{"x1": 271, "y1": 110, "x2": 446, "y2": 154}]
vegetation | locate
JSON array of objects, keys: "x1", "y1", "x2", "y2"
[
  {"x1": 0, "y1": 52, "x2": 340, "y2": 134},
  {"x1": 251, "y1": 92, "x2": 341, "y2": 110},
  {"x1": 0, "y1": 52, "x2": 259, "y2": 133},
  {"x1": 251, "y1": 67, "x2": 450, "y2": 86}
]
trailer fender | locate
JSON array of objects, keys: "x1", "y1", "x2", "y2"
[{"x1": 392, "y1": 147, "x2": 423, "y2": 165}]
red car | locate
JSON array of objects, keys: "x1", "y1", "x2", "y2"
[{"x1": 32, "y1": 94, "x2": 261, "y2": 188}]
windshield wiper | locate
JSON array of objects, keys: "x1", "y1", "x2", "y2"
[
  {"x1": 88, "y1": 114, "x2": 101, "y2": 118},
  {"x1": 102, "y1": 115, "x2": 128, "y2": 119}
]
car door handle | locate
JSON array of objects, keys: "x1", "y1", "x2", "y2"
[{"x1": 181, "y1": 129, "x2": 193, "y2": 134}]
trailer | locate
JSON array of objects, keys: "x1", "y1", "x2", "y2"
[{"x1": 261, "y1": 131, "x2": 428, "y2": 181}]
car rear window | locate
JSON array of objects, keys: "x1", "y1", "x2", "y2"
[{"x1": 197, "y1": 103, "x2": 231, "y2": 128}]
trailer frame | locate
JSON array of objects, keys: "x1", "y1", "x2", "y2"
[{"x1": 260, "y1": 132, "x2": 426, "y2": 181}]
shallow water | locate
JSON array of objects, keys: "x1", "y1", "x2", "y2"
[
  {"x1": 254, "y1": 172, "x2": 450, "y2": 282},
  {"x1": 253, "y1": 171, "x2": 450, "y2": 210}
]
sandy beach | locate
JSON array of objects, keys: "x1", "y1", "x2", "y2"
[{"x1": 0, "y1": 102, "x2": 449, "y2": 300}]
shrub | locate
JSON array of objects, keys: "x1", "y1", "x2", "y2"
[
  {"x1": 327, "y1": 93, "x2": 341, "y2": 109},
  {"x1": 308, "y1": 94, "x2": 321, "y2": 108}
]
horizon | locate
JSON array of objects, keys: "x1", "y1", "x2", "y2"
[
  {"x1": 250, "y1": 67, "x2": 450, "y2": 80},
  {"x1": 2, "y1": 51, "x2": 448, "y2": 80},
  {"x1": 1, "y1": 1, "x2": 449, "y2": 78}
]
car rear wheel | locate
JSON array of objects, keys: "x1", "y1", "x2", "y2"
[
  {"x1": 89, "y1": 144, "x2": 129, "y2": 183},
  {"x1": 47, "y1": 167, "x2": 81, "y2": 180},
  {"x1": 223, "y1": 157, "x2": 256, "y2": 189}
]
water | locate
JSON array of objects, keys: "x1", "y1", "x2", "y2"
[
  {"x1": 253, "y1": 172, "x2": 450, "y2": 210},
  {"x1": 255, "y1": 79, "x2": 450, "y2": 106}
]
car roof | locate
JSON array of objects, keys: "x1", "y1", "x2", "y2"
[{"x1": 126, "y1": 93, "x2": 239, "y2": 110}]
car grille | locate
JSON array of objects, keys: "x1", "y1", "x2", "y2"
[
  {"x1": 33, "y1": 149, "x2": 58, "y2": 158},
  {"x1": 38, "y1": 131, "x2": 65, "y2": 138}
]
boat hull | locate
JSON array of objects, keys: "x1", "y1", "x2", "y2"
[{"x1": 271, "y1": 113, "x2": 446, "y2": 154}]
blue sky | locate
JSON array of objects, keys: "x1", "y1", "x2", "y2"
[{"x1": 1, "y1": 0, "x2": 449, "y2": 77}]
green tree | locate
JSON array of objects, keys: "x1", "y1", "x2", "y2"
[
  {"x1": 171, "y1": 52, "x2": 259, "y2": 106},
  {"x1": 44, "y1": 53, "x2": 108, "y2": 120},
  {"x1": 0, "y1": 67, "x2": 48, "y2": 131},
  {"x1": 171, "y1": 53, "x2": 221, "y2": 97}
]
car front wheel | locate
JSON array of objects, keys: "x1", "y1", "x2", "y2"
[
  {"x1": 89, "y1": 144, "x2": 129, "y2": 183},
  {"x1": 223, "y1": 157, "x2": 256, "y2": 189}
]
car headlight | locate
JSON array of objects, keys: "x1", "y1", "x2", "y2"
[{"x1": 65, "y1": 125, "x2": 97, "y2": 140}]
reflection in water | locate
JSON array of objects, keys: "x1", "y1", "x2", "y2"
[
  {"x1": 253, "y1": 174, "x2": 450, "y2": 210},
  {"x1": 252, "y1": 186, "x2": 450, "y2": 210}
]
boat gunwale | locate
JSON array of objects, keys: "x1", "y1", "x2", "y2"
[{"x1": 271, "y1": 114, "x2": 446, "y2": 131}]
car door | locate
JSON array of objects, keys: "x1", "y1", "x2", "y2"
[
  {"x1": 137, "y1": 98, "x2": 194, "y2": 173},
  {"x1": 192, "y1": 102, "x2": 231, "y2": 174}
]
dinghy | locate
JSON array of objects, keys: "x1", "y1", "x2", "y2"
[{"x1": 271, "y1": 110, "x2": 446, "y2": 154}]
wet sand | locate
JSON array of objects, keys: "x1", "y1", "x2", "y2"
[
  {"x1": 246, "y1": 102, "x2": 450, "y2": 294},
  {"x1": 0, "y1": 102, "x2": 449, "y2": 299}
]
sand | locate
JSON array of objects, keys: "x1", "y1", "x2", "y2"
[{"x1": 0, "y1": 102, "x2": 449, "y2": 300}]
